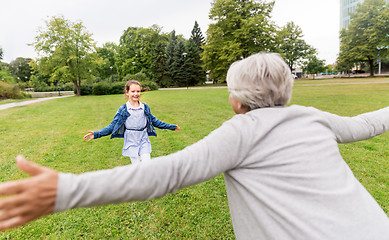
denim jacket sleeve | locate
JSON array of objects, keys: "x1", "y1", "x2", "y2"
[
  {"x1": 94, "y1": 104, "x2": 127, "y2": 139},
  {"x1": 144, "y1": 104, "x2": 176, "y2": 131}
]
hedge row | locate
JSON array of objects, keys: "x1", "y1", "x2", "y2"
[{"x1": 78, "y1": 81, "x2": 159, "y2": 96}]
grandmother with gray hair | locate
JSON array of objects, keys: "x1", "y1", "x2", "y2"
[{"x1": 0, "y1": 52, "x2": 388, "y2": 239}]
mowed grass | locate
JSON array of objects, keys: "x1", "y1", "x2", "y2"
[{"x1": 0, "y1": 78, "x2": 388, "y2": 239}]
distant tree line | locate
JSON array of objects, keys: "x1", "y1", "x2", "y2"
[{"x1": 2, "y1": 0, "x2": 352, "y2": 97}]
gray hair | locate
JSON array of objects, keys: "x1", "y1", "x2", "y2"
[{"x1": 227, "y1": 52, "x2": 294, "y2": 110}]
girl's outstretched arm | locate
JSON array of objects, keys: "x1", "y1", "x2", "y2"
[
  {"x1": 0, "y1": 156, "x2": 58, "y2": 230},
  {"x1": 83, "y1": 131, "x2": 95, "y2": 142}
]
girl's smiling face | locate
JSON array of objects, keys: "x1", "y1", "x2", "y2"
[{"x1": 126, "y1": 84, "x2": 141, "y2": 103}]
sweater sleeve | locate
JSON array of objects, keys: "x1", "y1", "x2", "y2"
[
  {"x1": 323, "y1": 107, "x2": 389, "y2": 143},
  {"x1": 54, "y1": 115, "x2": 249, "y2": 212}
]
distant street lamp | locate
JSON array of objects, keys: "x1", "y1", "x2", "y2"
[
  {"x1": 109, "y1": 66, "x2": 113, "y2": 82},
  {"x1": 132, "y1": 62, "x2": 136, "y2": 75},
  {"x1": 55, "y1": 80, "x2": 61, "y2": 96},
  {"x1": 377, "y1": 46, "x2": 388, "y2": 75},
  {"x1": 182, "y1": 52, "x2": 188, "y2": 89}
]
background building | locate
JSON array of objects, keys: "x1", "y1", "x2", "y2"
[
  {"x1": 340, "y1": 0, "x2": 364, "y2": 30},
  {"x1": 340, "y1": 0, "x2": 389, "y2": 30}
]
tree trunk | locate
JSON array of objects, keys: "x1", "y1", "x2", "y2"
[
  {"x1": 368, "y1": 59, "x2": 374, "y2": 76},
  {"x1": 74, "y1": 80, "x2": 81, "y2": 96}
]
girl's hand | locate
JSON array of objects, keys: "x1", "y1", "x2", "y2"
[
  {"x1": 175, "y1": 126, "x2": 181, "y2": 131},
  {"x1": 83, "y1": 131, "x2": 94, "y2": 141},
  {"x1": 0, "y1": 155, "x2": 58, "y2": 230}
]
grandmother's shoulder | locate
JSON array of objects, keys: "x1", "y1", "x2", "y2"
[{"x1": 243, "y1": 105, "x2": 324, "y2": 120}]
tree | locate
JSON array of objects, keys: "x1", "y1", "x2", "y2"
[
  {"x1": 185, "y1": 39, "x2": 206, "y2": 85},
  {"x1": 338, "y1": 0, "x2": 389, "y2": 76},
  {"x1": 9, "y1": 57, "x2": 33, "y2": 83},
  {"x1": 276, "y1": 22, "x2": 315, "y2": 71},
  {"x1": 0, "y1": 69, "x2": 14, "y2": 83},
  {"x1": 305, "y1": 55, "x2": 326, "y2": 79},
  {"x1": 335, "y1": 50, "x2": 353, "y2": 75},
  {"x1": 190, "y1": 21, "x2": 205, "y2": 51},
  {"x1": 96, "y1": 42, "x2": 118, "y2": 81},
  {"x1": 325, "y1": 64, "x2": 334, "y2": 74},
  {"x1": 31, "y1": 16, "x2": 99, "y2": 96},
  {"x1": 171, "y1": 41, "x2": 187, "y2": 87},
  {"x1": 202, "y1": 0, "x2": 277, "y2": 82},
  {"x1": 165, "y1": 30, "x2": 178, "y2": 80},
  {"x1": 116, "y1": 25, "x2": 169, "y2": 78},
  {"x1": 150, "y1": 42, "x2": 169, "y2": 87},
  {"x1": 0, "y1": 47, "x2": 3, "y2": 61}
]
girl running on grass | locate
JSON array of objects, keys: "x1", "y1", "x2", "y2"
[{"x1": 83, "y1": 80, "x2": 180, "y2": 164}]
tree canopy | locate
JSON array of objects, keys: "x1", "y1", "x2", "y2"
[
  {"x1": 338, "y1": 0, "x2": 389, "y2": 76},
  {"x1": 276, "y1": 22, "x2": 315, "y2": 71},
  {"x1": 30, "y1": 16, "x2": 99, "y2": 96},
  {"x1": 116, "y1": 25, "x2": 169, "y2": 79},
  {"x1": 190, "y1": 21, "x2": 205, "y2": 50},
  {"x1": 202, "y1": 0, "x2": 277, "y2": 82},
  {"x1": 7, "y1": 2, "x2": 328, "y2": 93},
  {"x1": 96, "y1": 42, "x2": 118, "y2": 81},
  {"x1": 9, "y1": 57, "x2": 32, "y2": 83},
  {"x1": 305, "y1": 55, "x2": 326, "y2": 79}
]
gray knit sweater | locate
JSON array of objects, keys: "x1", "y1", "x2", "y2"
[{"x1": 55, "y1": 105, "x2": 389, "y2": 239}]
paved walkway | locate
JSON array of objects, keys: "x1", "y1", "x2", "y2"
[
  {"x1": 159, "y1": 86, "x2": 227, "y2": 90},
  {"x1": 2, "y1": 80, "x2": 388, "y2": 110},
  {"x1": 296, "y1": 80, "x2": 389, "y2": 86},
  {"x1": 0, "y1": 95, "x2": 74, "y2": 111}
]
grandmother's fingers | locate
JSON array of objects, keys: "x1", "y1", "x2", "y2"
[
  {"x1": 0, "y1": 156, "x2": 58, "y2": 230},
  {"x1": 0, "y1": 192, "x2": 33, "y2": 213},
  {"x1": 0, "y1": 197, "x2": 53, "y2": 220},
  {"x1": 0, "y1": 216, "x2": 26, "y2": 230},
  {"x1": 16, "y1": 155, "x2": 51, "y2": 176},
  {"x1": 0, "y1": 179, "x2": 25, "y2": 196},
  {"x1": 0, "y1": 198, "x2": 54, "y2": 230},
  {"x1": 0, "y1": 207, "x2": 50, "y2": 231},
  {"x1": 0, "y1": 201, "x2": 29, "y2": 222}
]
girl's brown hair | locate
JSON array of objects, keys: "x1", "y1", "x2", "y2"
[{"x1": 124, "y1": 80, "x2": 141, "y2": 92}]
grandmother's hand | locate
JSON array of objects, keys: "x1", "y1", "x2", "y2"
[{"x1": 0, "y1": 155, "x2": 58, "y2": 230}]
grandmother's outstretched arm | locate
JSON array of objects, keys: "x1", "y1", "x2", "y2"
[
  {"x1": 0, "y1": 156, "x2": 58, "y2": 230},
  {"x1": 324, "y1": 106, "x2": 389, "y2": 143}
]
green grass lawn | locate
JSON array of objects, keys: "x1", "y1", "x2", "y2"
[{"x1": 0, "y1": 78, "x2": 388, "y2": 239}]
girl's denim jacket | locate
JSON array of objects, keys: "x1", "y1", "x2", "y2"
[{"x1": 93, "y1": 103, "x2": 176, "y2": 139}]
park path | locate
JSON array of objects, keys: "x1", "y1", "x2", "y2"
[
  {"x1": 1, "y1": 80, "x2": 388, "y2": 110},
  {"x1": 159, "y1": 80, "x2": 389, "y2": 90},
  {"x1": 296, "y1": 80, "x2": 389, "y2": 86},
  {"x1": 0, "y1": 95, "x2": 73, "y2": 111}
]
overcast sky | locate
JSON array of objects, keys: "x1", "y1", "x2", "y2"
[{"x1": 0, "y1": 0, "x2": 340, "y2": 64}]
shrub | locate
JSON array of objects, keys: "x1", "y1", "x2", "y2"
[
  {"x1": 63, "y1": 82, "x2": 74, "y2": 91},
  {"x1": 0, "y1": 69, "x2": 15, "y2": 83},
  {"x1": 79, "y1": 83, "x2": 93, "y2": 95},
  {"x1": 92, "y1": 81, "x2": 111, "y2": 95},
  {"x1": 0, "y1": 81, "x2": 30, "y2": 99},
  {"x1": 123, "y1": 72, "x2": 149, "y2": 82},
  {"x1": 111, "y1": 82, "x2": 126, "y2": 94},
  {"x1": 109, "y1": 74, "x2": 121, "y2": 82},
  {"x1": 141, "y1": 81, "x2": 158, "y2": 91}
]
